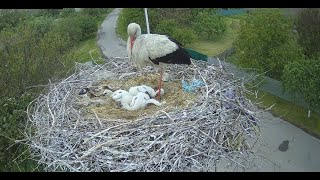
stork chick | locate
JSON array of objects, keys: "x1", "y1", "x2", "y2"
[{"x1": 129, "y1": 85, "x2": 164, "y2": 98}]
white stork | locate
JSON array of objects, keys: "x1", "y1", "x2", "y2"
[{"x1": 127, "y1": 22, "x2": 191, "y2": 100}]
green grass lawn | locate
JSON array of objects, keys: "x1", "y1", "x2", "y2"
[
  {"x1": 247, "y1": 89, "x2": 320, "y2": 138},
  {"x1": 185, "y1": 16, "x2": 242, "y2": 57}
]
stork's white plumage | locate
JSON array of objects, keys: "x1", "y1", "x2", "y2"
[
  {"x1": 111, "y1": 90, "x2": 134, "y2": 105},
  {"x1": 121, "y1": 92, "x2": 163, "y2": 111},
  {"x1": 127, "y1": 23, "x2": 191, "y2": 100}
]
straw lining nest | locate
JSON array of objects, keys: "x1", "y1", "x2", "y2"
[
  {"x1": 25, "y1": 57, "x2": 262, "y2": 172},
  {"x1": 85, "y1": 74, "x2": 198, "y2": 120}
]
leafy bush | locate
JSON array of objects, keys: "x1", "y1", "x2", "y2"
[
  {"x1": 233, "y1": 9, "x2": 303, "y2": 80},
  {"x1": 26, "y1": 16, "x2": 55, "y2": 41},
  {"x1": 0, "y1": 21, "x2": 71, "y2": 96},
  {"x1": 59, "y1": 8, "x2": 76, "y2": 18},
  {"x1": 36, "y1": 9, "x2": 61, "y2": 18},
  {"x1": 0, "y1": 93, "x2": 40, "y2": 171},
  {"x1": 192, "y1": 11, "x2": 226, "y2": 39},
  {"x1": 154, "y1": 19, "x2": 177, "y2": 35},
  {"x1": 172, "y1": 27, "x2": 196, "y2": 46},
  {"x1": 282, "y1": 57, "x2": 320, "y2": 112},
  {"x1": 0, "y1": 9, "x2": 31, "y2": 31},
  {"x1": 51, "y1": 18, "x2": 82, "y2": 45},
  {"x1": 52, "y1": 13, "x2": 99, "y2": 44},
  {"x1": 295, "y1": 8, "x2": 320, "y2": 58},
  {"x1": 0, "y1": 8, "x2": 111, "y2": 172},
  {"x1": 75, "y1": 14, "x2": 98, "y2": 38}
]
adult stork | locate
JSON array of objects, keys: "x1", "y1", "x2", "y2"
[{"x1": 127, "y1": 22, "x2": 191, "y2": 100}]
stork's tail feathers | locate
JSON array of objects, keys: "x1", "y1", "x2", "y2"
[{"x1": 183, "y1": 48, "x2": 208, "y2": 62}]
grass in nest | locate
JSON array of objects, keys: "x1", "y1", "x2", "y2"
[{"x1": 86, "y1": 73, "x2": 199, "y2": 120}]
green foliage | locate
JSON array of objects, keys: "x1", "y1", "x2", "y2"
[
  {"x1": 282, "y1": 57, "x2": 320, "y2": 110},
  {"x1": 0, "y1": 22, "x2": 71, "y2": 96},
  {"x1": 0, "y1": 9, "x2": 31, "y2": 31},
  {"x1": 191, "y1": 8, "x2": 218, "y2": 17},
  {"x1": 282, "y1": 8, "x2": 320, "y2": 112},
  {"x1": 0, "y1": 9, "x2": 109, "y2": 97},
  {"x1": 295, "y1": 8, "x2": 320, "y2": 59},
  {"x1": 246, "y1": 89, "x2": 320, "y2": 137},
  {"x1": 0, "y1": 8, "x2": 111, "y2": 172},
  {"x1": 63, "y1": 35, "x2": 105, "y2": 68},
  {"x1": 51, "y1": 18, "x2": 83, "y2": 45},
  {"x1": 76, "y1": 14, "x2": 98, "y2": 38},
  {"x1": 26, "y1": 16, "x2": 55, "y2": 41},
  {"x1": 52, "y1": 13, "x2": 102, "y2": 45},
  {"x1": 154, "y1": 19, "x2": 177, "y2": 36},
  {"x1": 59, "y1": 8, "x2": 76, "y2": 18},
  {"x1": 0, "y1": 93, "x2": 41, "y2": 172},
  {"x1": 154, "y1": 19, "x2": 196, "y2": 45},
  {"x1": 36, "y1": 9, "x2": 61, "y2": 18},
  {"x1": 192, "y1": 11, "x2": 227, "y2": 39},
  {"x1": 233, "y1": 9, "x2": 303, "y2": 80},
  {"x1": 172, "y1": 28, "x2": 196, "y2": 46}
]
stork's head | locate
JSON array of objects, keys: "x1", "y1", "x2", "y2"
[
  {"x1": 127, "y1": 23, "x2": 141, "y2": 50},
  {"x1": 127, "y1": 23, "x2": 141, "y2": 38},
  {"x1": 111, "y1": 90, "x2": 128, "y2": 102}
]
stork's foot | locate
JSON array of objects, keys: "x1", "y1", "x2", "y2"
[{"x1": 155, "y1": 94, "x2": 161, "y2": 101}]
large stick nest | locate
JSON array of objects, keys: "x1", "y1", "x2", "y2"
[{"x1": 25, "y1": 57, "x2": 262, "y2": 172}]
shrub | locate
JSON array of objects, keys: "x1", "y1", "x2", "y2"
[
  {"x1": 155, "y1": 19, "x2": 196, "y2": 46},
  {"x1": 59, "y1": 8, "x2": 76, "y2": 18},
  {"x1": 0, "y1": 93, "x2": 40, "y2": 171},
  {"x1": 295, "y1": 8, "x2": 320, "y2": 58},
  {"x1": 233, "y1": 9, "x2": 303, "y2": 80},
  {"x1": 192, "y1": 11, "x2": 226, "y2": 39}
]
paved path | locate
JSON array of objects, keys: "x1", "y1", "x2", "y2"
[
  {"x1": 215, "y1": 109, "x2": 320, "y2": 172},
  {"x1": 97, "y1": 8, "x2": 127, "y2": 58},
  {"x1": 97, "y1": 8, "x2": 320, "y2": 172}
]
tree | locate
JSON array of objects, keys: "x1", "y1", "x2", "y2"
[
  {"x1": 0, "y1": 19, "x2": 70, "y2": 96},
  {"x1": 154, "y1": 19, "x2": 196, "y2": 46},
  {"x1": 282, "y1": 57, "x2": 320, "y2": 117},
  {"x1": 295, "y1": 8, "x2": 320, "y2": 59},
  {"x1": 192, "y1": 11, "x2": 226, "y2": 39},
  {"x1": 0, "y1": 9, "x2": 31, "y2": 31},
  {"x1": 233, "y1": 9, "x2": 303, "y2": 80}
]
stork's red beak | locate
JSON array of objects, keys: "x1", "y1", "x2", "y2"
[{"x1": 130, "y1": 36, "x2": 136, "y2": 50}]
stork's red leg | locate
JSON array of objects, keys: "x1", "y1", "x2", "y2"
[{"x1": 156, "y1": 68, "x2": 163, "y2": 100}]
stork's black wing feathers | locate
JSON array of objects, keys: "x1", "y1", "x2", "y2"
[{"x1": 149, "y1": 36, "x2": 191, "y2": 65}]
